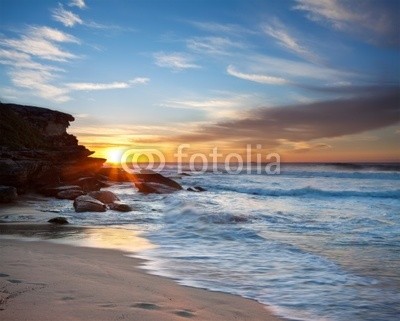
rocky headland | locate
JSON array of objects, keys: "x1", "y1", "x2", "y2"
[{"x1": 0, "y1": 102, "x2": 189, "y2": 215}]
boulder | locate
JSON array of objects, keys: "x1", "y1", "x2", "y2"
[
  {"x1": 134, "y1": 170, "x2": 183, "y2": 190},
  {"x1": 0, "y1": 185, "x2": 18, "y2": 203},
  {"x1": 187, "y1": 186, "x2": 207, "y2": 192},
  {"x1": 88, "y1": 190, "x2": 120, "y2": 204},
  {"x1": 135, "y1": 182, "x2": 181, "y2": 194},
  {"x1": 131, "y1": 170, "x2": 183, "y2": 193},
  {"x1": 73, "y1": 195, "x2": 106, "y2": 212},
  {"x1": 48, "y1": 217, "x2": 69, "y2": 224},
  {"x1": 40, "y1": 185, "x2": 82, "y2": 197},
  {"x1": 56, "y1": 189, "x2": 85, "y2": 200},
  {"x1": 73, "y1": 177, "x2": 103, "y2": 192},
  {"x1": 109, "y1": 201, "x2": 132, "y2": 212}
]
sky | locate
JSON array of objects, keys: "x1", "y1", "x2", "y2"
[{"x1": 0, "y1": 0, "x2": 399, "y2": 162}]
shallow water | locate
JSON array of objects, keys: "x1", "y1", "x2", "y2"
[{"x1": 2, "y1": 163, "x2": 399, "y2": 321}]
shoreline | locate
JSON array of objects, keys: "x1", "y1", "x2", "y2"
[{"x1": 0, "y1": 224, "x2": 283, "y2": 321}]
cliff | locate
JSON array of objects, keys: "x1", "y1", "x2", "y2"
[{"x1": 0, "y1": 102, "x2": 106, "y2": 192}]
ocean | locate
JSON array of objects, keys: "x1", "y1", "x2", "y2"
[{"x1": 4, "y1": 163, "x2": 400, "y2": 321}]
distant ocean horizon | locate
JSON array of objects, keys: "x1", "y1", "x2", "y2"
[{"x1": 5, "y1": 163, "x2": 400, "y2": 321}]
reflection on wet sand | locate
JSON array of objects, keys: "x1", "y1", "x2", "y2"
[{"x1": 0, "y1": 224, "x2": 155, "y2": 252}]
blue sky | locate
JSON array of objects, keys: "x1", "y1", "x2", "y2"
[{"x1": 0, "y1": 0, "x2": 399, "y2": 161}]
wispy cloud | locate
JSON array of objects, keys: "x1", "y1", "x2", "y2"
[
  {"x1": 187, "y1": 21, "x2": 255, "y2": 35},
  {"x1": 67, "y1": 82, "x2": 130, "y2": 91},
  {"x1": 187, "y1": 36, "x2": 245, "y2": 55},
  {"x1": 84, "y1": 21, "x2": 136, "y2": 32},
  {"x1": 0, "y1": 25, "x2": 81, "y2": 102},
  {"x1": 294, "y1": 0, "x2": 400, "y2": 46},
  {"x1": 30, "y1": 26, "x2": 80, "y2": 44},
  {"x1": 262, "y1": 19, "x2": 320, "y2": 62},
  {"x1": 161, "y1": 93, "x2": 264, "y2": 119},
  {"x1": 69, "y1": 0, "x2": 86, "y2": 9},
  {"x1": 66, "y1": 77, "x2": 149, "y2": 91},
  {"x1": 154, "y1": 52, "x2": 201, "y2": 71},
  {"x1": 52, "y1": 4, "x2": 83, "y2": 27},
  {"x1": 243, "y1": 54, "x2": 355, "y2": 84},
  {"x1": 9, "y1": 69, "x2": 70, "y2": 103},
  {"x1": 129, "y1": 77, "x2": 150, "y2": 84},
  {"x1": 0, "y1": 26, "x2": 79, "y2": 61},
  {"x1": 227, "y1": 65, "x2": 288, "y2": 85}
]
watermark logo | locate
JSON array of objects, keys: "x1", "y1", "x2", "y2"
[{"x1": 120, "y1": 144, "x2": 280, "y2": 175}]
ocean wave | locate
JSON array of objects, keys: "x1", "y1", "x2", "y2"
[
  {"x1": 278, "y1": 170, "x2": 400, "y2": 180},
  {"x1": 218, "y1": 186, "x2": 400, "y2": 199}
]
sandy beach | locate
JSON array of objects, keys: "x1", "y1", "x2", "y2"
[{"x1": 0, "y1": 226, "x2": 282, "y2": 321}]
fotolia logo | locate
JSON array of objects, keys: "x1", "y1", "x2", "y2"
[{"x1": 120, "y1": 144, "x2": 280, "y2": 175}]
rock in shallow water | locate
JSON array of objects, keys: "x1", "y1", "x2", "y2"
[
  {"x1": 88, "y1": 190, "x2": 120, "y2": 204},
  {"x1": 109, "y1": 201, "x2": 132, "y2": 212},
  {"x1": 48, "y1": 217, "x2": 69, "y2": 224},
  {"x1": 73, "y1": 195, "x2": 106, "y2": 212},
  {"x1": 187, "y1": 186, "x2": 207, "y2": 192},
  {"x1": 0, "y1": 185, "x2": 18, "y2": 203},
  {"x1": 56, "y1": 189, "x2": 85, "y2": 200},
  {"x1": 40, "y1": 185, "x2": 82, "y2": 197}
]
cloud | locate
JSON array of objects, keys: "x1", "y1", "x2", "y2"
[
  {"x1": 154, "y1": 52, "x2": 201, "y2": 71},
  {"x1": 187, "y1": 21, "x2": 255, "y2": 35},
  {"x1": 149, "y1": 88, "x2": 400, "y2": 146},
  {"x1": 0, "y1": 26, "x2": 79, "y2": 61},
  {"x1": 0, "y1": 26, "x2": 81, "y2": 102},
  {"x1": 278, "y1": 139, "x2": 332, "y2": 153},
  {"x1": 67, "y1": 82, "x2": 130, "y2": 91},
  {"x1": 262, "y1": 19, "x2": 320, "y2": 62},
  {"x1": 187, "y1": 36, "x2": 245, "y2": 55},
  {"x1": 67, "y1": 78, "x2": 149, "y2": 91},
  {"x1": 84, "y1": 21, "x2": 136, "y2": 32},
  {"x1": 161, "y1": 93, "x2": 265, "y2": 119},
  {"x1": 30, "y1": 26, "x2": 80, "y2": 43},
  {"x1": 227, "y1": 65, "x2": 288, "y2": 85},
  {"x1": 129, "y1": 77, "x2": 150, "y2": 84},
  {"x1": 9, "y1": 69, "x2": 70, "y2": 102},
  {"x1": 241, "y1": 54, "x2": 355, "y2": 84},
  {"x1": 52, "y1": 4, "x2": 83, "y2": 27},
  {"x1": 69, "y1": 0, "x2": 86, "y2": 9},
  {"x1": 294, "y1": 0, "x2": 400, "y2": 46}
]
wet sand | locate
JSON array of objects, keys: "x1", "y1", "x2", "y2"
[{"x1": 0, "y1": 224, "x2": 283, "y2": 321}]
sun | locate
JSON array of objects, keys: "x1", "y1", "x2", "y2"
[{"x1": 106, "y1": 149, "x2": 123, "y2": 164}]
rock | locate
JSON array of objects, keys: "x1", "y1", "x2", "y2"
[
  {"x1": 56, "y1": 189, "x2": 85, "y2": 200},
  {"x1": 48, "y1": 217, "x2": 69, "y2": 224},
  {"x1": 109, "y1": 201, "x2": 132, "y2": 212},
  {"x1": 97, "y1": 167, "x2": 130, "y2": 182},
  {"x1": 187, "y1": 186, "x2": 206, "y2": 192},
  {"x1": 40, "y1": 185, "x2": 82, "y2": 197},
  {"x1": 135, "y1": 182, "x2": 181, "y2": 194},
  {"x1": 130, "y1": 170, "x2": 183, "y2": 193},
  {"x1": 0, "y1": 102, "x2": 106, "y2": 190},
  {"x1": 73, "y1": 177, "x2": 103, "y2": 192},
  {"x1": 134, "y1": 170, "x2": 183, "y2": 190},
  {"x1": 88, "y1": 190, "x2": 120, "y2": 204},
  {"x1": 0, "y1": 185, "x2": 18, "y2": 203},
  {"x1": 73, "y1": 195, "x2": 106, "y2": 212}
]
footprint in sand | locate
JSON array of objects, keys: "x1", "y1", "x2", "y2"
[
  {"x1": 131, "y1": 302, "x2": 161, "y2": 310},
  {"x1": 99, "y1": 303, "x2": 117, "y2": 308},
  {"x1": 174, "y1": 309, "x2": 196, "y2": 318}
]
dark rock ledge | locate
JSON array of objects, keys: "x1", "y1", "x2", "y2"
[{"x1": 0, "y1": 102, "x2": 186, "y2": 214}]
